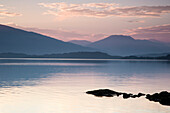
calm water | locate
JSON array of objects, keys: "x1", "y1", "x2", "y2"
[{"x1": 0, "y1": 58, "x2": 170, "y2": 113}]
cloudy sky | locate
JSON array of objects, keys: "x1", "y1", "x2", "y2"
[{"x1": 0, "y1": 0, "x2": 170, "y2": 42}]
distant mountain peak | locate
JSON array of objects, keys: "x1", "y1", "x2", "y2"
[
  {"x1": 106, "y1": 35, "x2": 135, "y2": 40},
  {"x1": 87, "y1": 34, "x2": 170, "y2": 56},
  {"x1": 91, "y1": 35, "x2": 135, "y2": 45}
]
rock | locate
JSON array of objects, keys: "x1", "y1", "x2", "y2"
[
  {"x1": 131, "y1": 93, "x2": 145, "y2": 98},
  {"x1": 86, "y1": 89, "x2": 146, "y2": 99},
  {"x1": 146, "y1": 91, "x2": 170, "y2": 106},
  {"x1": 86, "y1": 89, "x2": 122, "y2": 97},
  {"x1": 131, "y1": 95, "x2": 138, "y2": 98},
  {"x1": 86, "y1": 89, "x2": 170, "y2": 106},
  {"x1": 138, "y1": 93, "x2": 145, "y2": 97},
  {"x1": 123, "y1": 93, "x2": 132, "y2": 99}
]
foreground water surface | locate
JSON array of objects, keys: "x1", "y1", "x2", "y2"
[{"x1": 0, "y1": 58, "x2": 170, "y2": 113}]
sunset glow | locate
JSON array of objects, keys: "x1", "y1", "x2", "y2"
[{"x1": 0, "y1": 0, "x2": 170, "y2": 42}]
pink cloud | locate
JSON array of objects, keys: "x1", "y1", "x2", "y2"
[
  {"x1": 0, "y1": 11, "x2": 21, "y2": 17},
  {"x1": 39, "y1": 2, "x2": 170, "y2": 18},
  {"x1": 0, "y1": 5, "x2": 22, "y2": 17},
  {"x1": 126, "y1": 24, "x2": 170, "y2": 42}
]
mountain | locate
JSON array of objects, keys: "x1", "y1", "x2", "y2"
[
  {"x1": 134, "y1": 52, "x2": 170, "y2": 57},
  {"x1": 68, "y1": 40, "x2": 92, "y2": 46},
  {"x1": 148, "y1": 39, "x2": 163, "y2": 43},
  {"x1": 0, "y1": 52, "x2": 120, "y2": 59},
  {"x1": 87, "y1": 35, "x2": 170, "y2": 56},
  {"x1": 0, "y1": 24, "x2": 95, "y2": 55},
  {"x1": 1, "y1": 52, "x2": 170, "y2": 60},
  {"x1": 34, "y1": 51, "x2": 114, "y2": 59}
]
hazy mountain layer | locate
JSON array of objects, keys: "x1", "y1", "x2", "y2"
[
  {"x1": 88, "y1": 35, "x2": 170, "y2": 56},
  {"x1": 0, "y1": 24, "x2": 94, "y2": 55},
  {"x1": 68, "y1": 40, "x2": 92, "y2": 46}
]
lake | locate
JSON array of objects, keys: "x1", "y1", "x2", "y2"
[{"x1": 0, "y1": 58, "x2": 170, "y2": 113}]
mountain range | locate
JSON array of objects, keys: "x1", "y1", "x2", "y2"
[
  {"x1": 0, "y1": 24, "x2": 94, "y2": 55},
  {"x1": 87, "y1": 35, "x2": 170, "y2": 56},
  {"x1": 0, "y1": 24, "x2": 170, "y2": 56},
  {"x1": 0, "y1": 52, "x2": 169, "y2": 60}
]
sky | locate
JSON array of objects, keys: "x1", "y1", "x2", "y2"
[{"x1": 0, "y1": 0, "x2": 170, "y2": 42}]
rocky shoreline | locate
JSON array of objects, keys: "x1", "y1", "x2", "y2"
[{"x1": 86, "y1": 89, "x2": 170, "y2": 106}]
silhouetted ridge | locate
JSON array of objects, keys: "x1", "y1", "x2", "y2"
[
  {"x1": 88, "y1": 35, "x2": 170, "y2": 56},
  {"x1": 0, "y1": 52, "x2": 117, "y2": 59},
  {"x1": 0, "y1": 24, "x2": 95, "y2": 54},
  {"x1": 104, "y1": 35, "x2": 134, "y2": 40},
  {"x1": 0, "y1": 52, "x2": 170, "y2": 59}
]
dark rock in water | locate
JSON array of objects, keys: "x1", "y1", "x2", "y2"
[
  {"x1": 86, "y1": 89, "x2": 122, "y2": 97},
  {"x1": 86, "y1": 89, "x2": 145, "y2": 99},
  {"x1": 146, "y1": 91, "x2": 170, "y2": 106},
  {"x1": 123, "y1": 93, "x2": 132, "y2": 99},
  {"x1": 86, "y1": 89, "x2": 170, "y2": 106},
  {"x1": 138, "y1": 93, "x2": 145, "y2": 97},
  {"x1": 131, "y1": 93, "x2": 145, "y2": 98},
  {"x1": 131, "y1": 94, "x2": 138, "y2": 98}
]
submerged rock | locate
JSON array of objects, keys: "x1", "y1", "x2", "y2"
[{"x1": 146, "y1": 91, "x2": 170, "y2": 106}]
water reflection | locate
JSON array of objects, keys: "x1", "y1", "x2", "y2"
[{"x1": 0, "y1": 58, "x2": 170, "y2": 113}]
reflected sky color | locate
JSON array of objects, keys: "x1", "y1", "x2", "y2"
[{"x1": 0, "y1": 58, "x2": 170, "y2": 113}]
